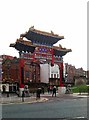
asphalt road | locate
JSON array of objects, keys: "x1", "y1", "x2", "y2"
[{"x1": 1, "y1": 96, "x2": 88, "y2": 119}]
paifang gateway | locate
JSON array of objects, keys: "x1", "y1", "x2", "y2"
[{"x1": 10, "y1": 26, "x2": 72, "y2": 88}]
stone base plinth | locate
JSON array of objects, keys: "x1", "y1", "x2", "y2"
[{"x1": 58, "y1": 87, "x2": 66, "y2": 95}]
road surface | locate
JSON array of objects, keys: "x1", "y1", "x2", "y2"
[{"x1": 1, "y1": 96, "x2": 88, "y2": 119}]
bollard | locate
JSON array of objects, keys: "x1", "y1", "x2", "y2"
[{"x1": 7, "y1": 92, "x2": 9, "y2": 97}]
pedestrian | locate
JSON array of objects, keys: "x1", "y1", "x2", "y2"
[
  {"x1": 36, "y1": 88, "x2": 41, "y2": 100},
  {"x1": 2, "y1": 85, "x2": 6, "y2": 93},
  {"x1": 16, "y1": 90, "x2": 19, "y2": 97},
  {"x1": 22, "y1": 91, "x2": 25, "y2": 102},
  {"x1": 52, "y1": 86, "x2": 56, "y2": 97}
]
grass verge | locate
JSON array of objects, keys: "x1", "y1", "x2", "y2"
[{"x1": 71, "y1": 85, "x2": 89, "y2": 93}]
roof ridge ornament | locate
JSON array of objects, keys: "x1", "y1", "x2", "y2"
[
  {"x1": 51, "y1": 30, "x2": 54, "y2": 35},
  {"x1": 29, "y1": 26, "x2": 34, "y2": 30}
]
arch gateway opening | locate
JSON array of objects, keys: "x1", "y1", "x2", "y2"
[{"x1": 10, "y1": 26, "x2": 72, "y2": 91}]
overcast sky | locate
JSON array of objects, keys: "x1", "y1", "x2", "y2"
[{"x1": 0, "y1": 0, "x2": 87, "y2": 70}]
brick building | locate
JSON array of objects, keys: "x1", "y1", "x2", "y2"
[
  {"x1": 1, "y1": 55, "x2": 40, "y2": 92},
  {"x1": 86, "y1": 70, "x2": 89, "y2": 84},
  {"x1": 64, "y1": 63, "x2": 86, "y2": 85}
]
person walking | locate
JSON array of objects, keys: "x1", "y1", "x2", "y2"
[
  {"x1": 36, "y1": 88, "x2": 41, "y2": 100},
  {"x1": 52, "y1": 86, "x2": 56, "y2": 97},
  {"x1": 22, "y1": 91, "x2": 25, "y2": 102}
]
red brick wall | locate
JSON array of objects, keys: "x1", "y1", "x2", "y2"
[{"x1": 2, "y1": 58, "x2": 40, "y2": 84}]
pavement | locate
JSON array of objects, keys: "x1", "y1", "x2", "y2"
[
  {"x1": 0, "y1": 92, "x2": 89, "y2": 105},
  {"x1": 0, "y1": 93, "x2": 48, "y2": 105}
]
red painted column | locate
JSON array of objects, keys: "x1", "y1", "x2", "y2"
[
  {"x1": 19, "y1": 58, "x2": 25, "y2": 87},
  {"x1": 60, "y1": 62, "x2": 64, "y2": 87},
  {"x1": 51, "y1": 48, "x2": 54, "y2": 66},
  {"x1": 32, "y1": 51, "x2": 36, "y2": 62}
]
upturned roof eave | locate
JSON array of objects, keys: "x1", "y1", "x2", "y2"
[
  {"x1": 20, "y1": 27, "x2": 64, "y2": 45},
  {"x1": 20, "y1": 28, "x2": 64, "y2": 39}
]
